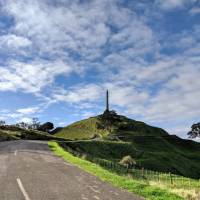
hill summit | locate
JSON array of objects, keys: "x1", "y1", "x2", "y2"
[{"x1": 55, "y1": 113, "x2": 169, "y2": 140}]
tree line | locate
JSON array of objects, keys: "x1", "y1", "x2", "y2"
[{"x1": 0, "y1": 118, "x2": 54, "y2": 133}]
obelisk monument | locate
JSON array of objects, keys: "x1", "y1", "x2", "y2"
[{"x1": 106, "y1": 90, "x2": 109, "y2": 111}]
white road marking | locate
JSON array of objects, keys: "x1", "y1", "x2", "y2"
[
  {"x1": 89, "y1": 186, "x2": 100, "y2": 193},
  {"x1": 14, "y1": 150, "x2": 17, "y2": 156},
  {"x1": 81, "y1": 194, "x2": 89, "y2": 200},
  {"x1": 63, "y1": 162, "x2": 73, "y2": 166},
  {"x1": 82, "y1": 197, "x2": 88, "y2": 200},
  {"x1": 16, "y1": 178, "x2": 31, "y2": 200}
]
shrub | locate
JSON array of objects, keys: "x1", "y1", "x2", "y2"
[{"x1": 119, "y1": 155, "x2": 136, "y2": 169}]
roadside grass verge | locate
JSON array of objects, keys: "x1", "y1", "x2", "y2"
[{"x1": 48, "y1": 141, "x2": 183, "y2": 200}]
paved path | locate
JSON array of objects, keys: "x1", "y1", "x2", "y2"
[{"x1": 0, "y1": 140, "x2": 143, "y2": 200}]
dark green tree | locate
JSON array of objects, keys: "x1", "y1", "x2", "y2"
[
  {"x1": 38, "y1": 122, "x2": 54, "y2": 132},
  {"x1": 188, "y1": 122, "x2": 200, "y2": 138},
  {"x1": 97, "y1": 110, "x2": 118, "y2": 134}
]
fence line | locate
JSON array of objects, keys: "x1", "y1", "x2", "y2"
[{"x1": 60, "y1": 143, "x2": 200, "y2": 190}]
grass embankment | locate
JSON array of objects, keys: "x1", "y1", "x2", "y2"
[{"x1": 48, "y1": 141, "x2": 183, "y2": 200}]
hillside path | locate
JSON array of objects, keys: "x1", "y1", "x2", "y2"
[{"x1": 0, "y1": 140, "x2": 143, "y2": 200}]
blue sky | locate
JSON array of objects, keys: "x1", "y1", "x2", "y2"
[{"x1": 0, "y1": 0, "x2": 200, "y2": 139}]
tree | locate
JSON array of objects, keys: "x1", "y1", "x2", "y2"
[
  {"x1": 188, "y1": 122, "x2": 200, "y2": 138},
  {"x1": 38, "y1": 122, "x2": 54, "y2": 132},
  {"x1": 97, "y1": 110, "x2": 118, "y2": 134},
  {"x1": 0, "y1": 120, "x2": 5, "y2": 126},
  {"x1": 18, "y1": 122, "x2": 29, "y2": 129},
  {"x1": 31, "y1": 118, "x2": 40, "y2": 130}
]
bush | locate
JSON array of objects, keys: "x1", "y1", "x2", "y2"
[{"x1": 119, "y1": 155, "x2": 136, "y2": 169}]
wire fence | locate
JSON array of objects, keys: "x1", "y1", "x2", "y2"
[{"x1": 60, "y1": 143, "x2": 200, "y2": 191}]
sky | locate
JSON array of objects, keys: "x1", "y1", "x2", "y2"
[{"x1": 0, "y1": 0, "x2": 200, "y2": 140}]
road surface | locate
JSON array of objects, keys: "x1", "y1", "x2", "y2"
[{"x1": 0, "y1": 140, "x2": 143, "y2": 200}]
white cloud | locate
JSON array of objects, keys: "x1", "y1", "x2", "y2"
[
  {"x1": 104, "y1": 83, "x2": 149, "y2": 107},
  {"x1": 0, "y1": 0, "x2": 157, "y2": 61},
  {"x1": 0, "y1": 34, "x2": 32, "y2": 49},
  {"x1": 0, "y1": 0, "x2": 159, "y2": 98},
  {"x1": 0, "y1": 60, "x2": 72, "y2": 93},
  {"x1": 0, "y1": 105, "x2": 44, "y2": 124},
  {"x1": 1, "y1": 0, "x2": 111, "y2": 58},
  {"x1": 112, "y1": 53, "x2": 200, "y2": 123},
  {"x1": 155, "y1": 0, "x2": 196, "y2": 10},
  {"x1": 165, "y1": 126, "x2": 190, "y2": 138},
  {"x1": 17, "y1": 106, "x2": 40, "y2": 115},
  {"x1": 189, "y1": 7, "x2": 200, "y2": 15},
  {"x1": 58, "y1": 121, "x2": 67, "y2": 126},
  {"x1": 82, "y1": 111, "x2": 96, "y2": 118},
  {"x1": 17, "y1": 117, "x2": 32, "y2": 123},
  {"x1": 53, "y1": 84, "x2": 103, "y2": 104}
]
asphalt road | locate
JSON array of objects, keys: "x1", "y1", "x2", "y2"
[{"x1": 0, "y1": 140, "x2": 143, "y2": 200}]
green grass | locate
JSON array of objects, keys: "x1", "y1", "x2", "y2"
[
  {"x1": 55, "y1": 115, "x2": 200, "y2": 179},
  {"x1": 0, "y1": 130, "x2": 19, "y2": 141},
  {"x1": 62, "y1": 140, "x2": 140, "y2": 161},
  {"x1": 0, "y1": 126, "x2": 63, "y2": 141},
  {"x1": 56, "y1": 117, "x2": 107, "y2": 139},
  {"x1": 48, "y1": 141, "x2": 183, "y2": 200},
  {"x1": 55, "y1": 115, "x2": 168, "y2": 140},
  {"x1": 59, "y1": 139, "x2": 200, "y2": 179}
]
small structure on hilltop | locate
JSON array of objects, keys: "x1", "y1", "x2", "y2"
[
  {"x1": 99, "y1": 90, "x2": 119, "y2": 135},
  {"x1": 106, "y1": 89, "x2": 109, "y2": 111},
  {"x1": 103, "y1": 90, "x2": 110, "y2": 115}
]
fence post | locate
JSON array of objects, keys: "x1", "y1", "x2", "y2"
[
  {"x1": 142, "y1": 167, "x2": 144, "y2": 178},
  {"x1": 181, "y1": 176, "x2": 184, "y2": 188},
  {"x1": 188, "y1": 178, "x2": 191, "y2": 189},
  {"x1": 170, "y1": 172, "x2": 173, "y2": 186}
]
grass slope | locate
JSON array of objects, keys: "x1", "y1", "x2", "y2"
[
  {"x1": 49, "y1": 141, "x2": 183, "y2": 200},
  {"x1": 56, "y1": 115, "x2": 200, "y2": 179},
  {"x1": 56, "y1": 117, "x2": 107, "y2": 139},
  {"x1": 0, "y1": 126, "x2": 63, "y2": 141},
  {"x1": 56, "y1": 115, "x2": 168, "y2": 139}
]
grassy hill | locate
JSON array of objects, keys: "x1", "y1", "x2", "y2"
[
  {"x1": 0, "y1": 125, "x2": 62, "y2": 141},
  {"x1": 56, "y1": 117, "x2": 107, "y2": 139},
  {"x1": 55, "y1": 115, "x2": 200, "y2": 179},
  {"x1": 56, "y1": 115, "x2": 168, "y2": 139}
]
